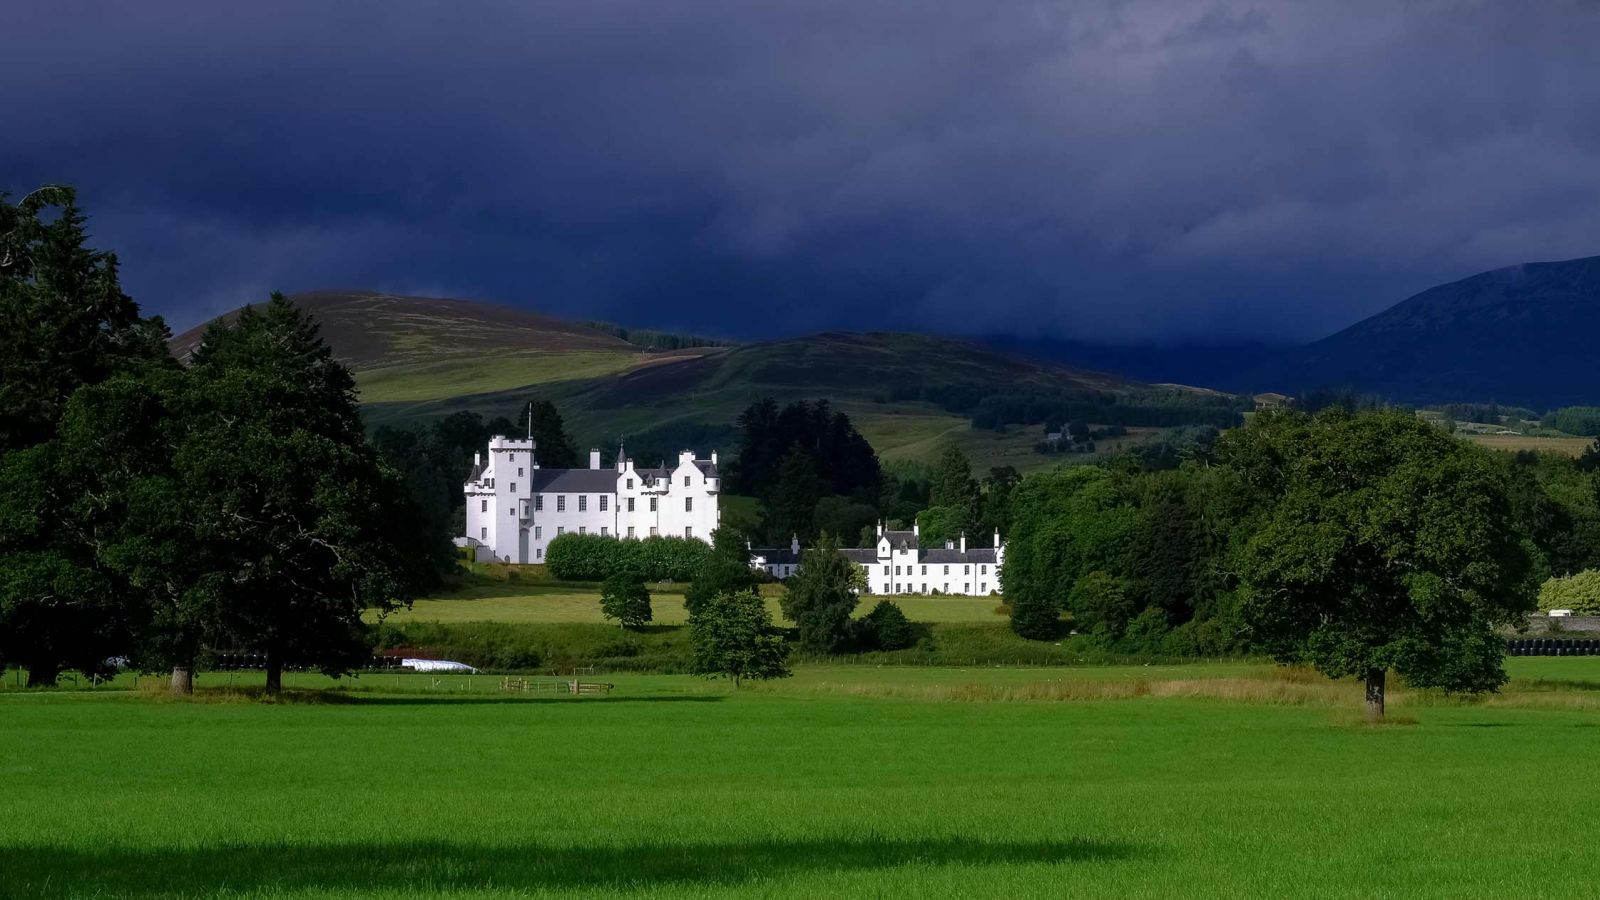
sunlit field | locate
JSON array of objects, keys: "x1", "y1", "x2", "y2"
[
  {"x1": 382, "y1": 574, "x2": 1006, "y2": 626},
  {"x1": 5, "y1": 658, "x2": 1600, "y2": 899}
]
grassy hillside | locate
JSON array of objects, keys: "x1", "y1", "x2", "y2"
[{"x1": 173, "y1": 292, "x2": 1202, "y2": 472}]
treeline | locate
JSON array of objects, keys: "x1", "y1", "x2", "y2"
[
  {"x1": 882, "y1": 383, "x2": 1250, "y2": 432},
  {"x1": 1542, "y1": 406, "x2": 1600, "y2": 436},
  {"x1": 0, "y1": 188, "x2": 449, "y2": 690},
  {"x1": 1003, "y1": 408, "x2": 1600, "y2": 700},
  {"x1": 726, "y1": 399, "x2": 883, "y2": 543},
  {"x1": 581, "y1": 321, "x2": 732, "y2": 351}
]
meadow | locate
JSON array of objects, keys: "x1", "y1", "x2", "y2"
[
  {"x1": 381, "y1": 571, "x2": 1005, "y2": 627},
  {"x1": 4, "y1": 658, "x2": 1600, "y2": 899}
]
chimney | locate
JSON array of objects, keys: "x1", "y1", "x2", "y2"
[
  {"x1": 790, "y1": 533, "x2": 800, "y2": 554},
  {"x1": 473, "y1": 452, "x2": 481, "y2": 467},
  {"x1": 589, "y1": 448, "x2": 601, "y2": 470},
  {"x1": 711, "y1": 450, "x2": 718, "y2": 465},
  {"x1": 994, "y1": 528, "x2": 1000, "y2": 549},
  {"x1": 913, "y1": 518, "x2": 920, "y2": 539},
  {"x1": 944, "y1": 540, "x2": 953, "y2": 550},
  {"x1": 876, "y1": 520, "x2": 884, "y2": 538},
  {"x1": 960, "y1": 532, "x2": 966, "y2": 553}
]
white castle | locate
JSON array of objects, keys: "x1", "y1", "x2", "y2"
[
  {"x1": 750, "y1": 521, "x2": 1004, "y2": 597},
  {"x1": 463, "y1": 435, "x2": 721, "y2": 564}
]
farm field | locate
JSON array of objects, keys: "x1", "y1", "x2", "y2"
[
  {"x1": 1461, "y1": 432, "x2": 1594, "y2": 456},
  {"x1": 4, "y1": 658, "x2": 1600, "y2": 898},
  {"x1": 382, "y1": 575, "x2": 1006, "y2": 626}
]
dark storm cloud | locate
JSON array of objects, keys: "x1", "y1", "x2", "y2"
[{"x1": 5, "y1": 1, "x2": 1600, "y2": 342}]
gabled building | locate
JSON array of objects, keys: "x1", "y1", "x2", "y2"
[
  {"x1": 750, "y1": 521, "x2": 1004, "y2": 596},
  {"x1": 462, "y1": 436, "x2": 720, "y2": 564}
]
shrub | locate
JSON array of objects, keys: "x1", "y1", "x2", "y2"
[
  {"x1": 545, "y1": 533, "x2": 623, "y2": 581},
  {"x1": 855, "y1": 600, "x2": 916, "y2": 650},
  {"x1": 600, "y1": 574, "x2": 652, "y2": 629},
  {"x1": 1538, "y1": 570, "x2": 1600, "y2": 614}
]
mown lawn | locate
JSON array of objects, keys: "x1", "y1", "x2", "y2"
[
  {"x1": 4, "y1": 659, "x2": 1599, "y2": 898},
  {"x1": 385, "y1": 576, "x2": 1006, "y2": 626}
]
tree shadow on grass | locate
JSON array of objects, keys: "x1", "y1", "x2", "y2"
[
  {"x1": 0, "y1": 836, "x2": 1138, "y2": 897},
  {"x1": 331, "y1": 694, "x2": 725, "y2": 706}
]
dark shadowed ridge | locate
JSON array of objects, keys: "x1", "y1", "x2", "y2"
[{"x1": 1230, "y1": 255, "x2": 1600, "y2": 408}]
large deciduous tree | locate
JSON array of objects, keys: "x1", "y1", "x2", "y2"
[
  {"x1": 689, "y1": 589, "x2": 791, "y2": 687},
  {"x1": 177, "y1": 293, "x2": 437, "y2": 692},
  {"x1": 1001, "y1": 467, "x2": 1140, "y2": 639},
  {"x1": 780, "y1": 535, "x2": 864, "y2": 653},
  {"x1": 0, "y1": 186, "x2": 172, "y2": 685},
  {"x1": 1224, "y1": 409, "x2": 1537, "y2": 721}
]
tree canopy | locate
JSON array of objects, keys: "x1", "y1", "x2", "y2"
[
  {"x1": 689, "y1": 589, "x2": 791, "y2": 687},
  {"x1": 1225, "y1": 409, "x2": 1537, "y2": 720}
]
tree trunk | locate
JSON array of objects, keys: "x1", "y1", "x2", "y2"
[
  {"x1": 264, "y1": 652, "x2": 283, "y2": 695},
  {"x1": 26, "y1": 664, "x2": 61, "y2": 688},
  {"x1": 170, "y1": 666, "x2": 193, "y2": 696},
  {"x1": 1364, "y1": 668, "x2": 1385, "y2": 722}
]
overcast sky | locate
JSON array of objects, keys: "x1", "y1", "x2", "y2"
[{"x1": 6, "y1": 1, "x2": 1599, "y2": 344}]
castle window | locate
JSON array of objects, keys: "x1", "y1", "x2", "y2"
[
  {"x1": 685, "y1": 497, "x2": 693, "y2": 512},
  {"x1": 943, "y1": 565, "x2": 949, "y2": 575},
  {"x1": 557, "y1": 526, "x2": 565, "y2": 536},
  {"x1": 579, "y1": 496, "x2": 587, "y2": 512},
  {"x1": 536, "y1": 549, "x2": 543, "y2": 560},
  {"x1": 509, "y1": 483, "x2": 516, "y2": 493},
  {"x1": 683, "y1": 476, "x2": 690, "y2": 487},
  {"x1": 579, "y1": 526, "x2": 587, "y2": 535},
  {"x1": 650, "y1": 498, "x2": 658, "y2": 512},
  {"x1": 627, "y1": 498, "x2": 635, "y2": 512},
  {"x1": 517, "y1": 467, "x2": 524, "y2": 477},
  {"x1": 627, "y1": 478, "x2": 633, "y2": 489},
  {"x1": 964, "y1": 565, "x2": 970, "y2": 574},
  {"x1": 980, "y1": 565, "x2": 987, "y2": 574},
  {"x1": 921, "y1": 565, "x2": 927, "y2": 575},
  {"x1": 650, "y1": 526, "x2": 658, "y2": 537},
  {"x1": 601, "y1": 527, "x2": 609, "y2": 536},
  {"x1": 535, "y1": 495, "x2": 544, "y2": 511},
  {"x1": 600, "y1": 496, "x2": 608, "y2": 512},
  {"x1": 481, "y1": 500, "x2": 487, "y2": 513},
  {"x1": 627, "y1": 526, "x2": 635, "y2": 538},
  {"x1": 508, "y1": 508, "x2": 514, "y2": 516},
  {"x1": 535, "y1": 527, "x2": 542, "y2": 539},
  {"x1": 685, "y1": 526, "x2": 693, "y2": 539},
  {"x1": 557, "y1": 496, "x2": 566, "y2": 512},
  {"x1": 480, "y1": 527, "x2": 486, "y2": 539}
]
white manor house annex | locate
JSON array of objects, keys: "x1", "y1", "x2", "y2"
[{"x1": 461, "y1": 433, "x2": 1005, "y2": 596}]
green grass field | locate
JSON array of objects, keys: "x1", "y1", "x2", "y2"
[
  {"x1": 385, "y1": 576, "x2": 1005, "y2": 626},
  {"x1": 5, "y1": 658, "x2": 1600, "y2": 898},
  {"x1": 1461, "y1": 433, "x2": 1594, "y2": 456}
]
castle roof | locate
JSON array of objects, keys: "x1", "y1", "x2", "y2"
[
  {"x1": 882, "y1": 529, "x2": 918, "y2": 550},
  {"x1": 528, "y1": 468, "x2": 619, "y2": 492}
]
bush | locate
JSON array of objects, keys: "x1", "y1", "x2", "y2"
[
  {"x1": 546, "y1": 533, "x2": 711, "y2": 583},
  {"x1": 854, "y1": 600, "x2": 916, "y2": 650},
  {"x1": 1538, "y1": 570, "x2": 1600, "y2": 614}
]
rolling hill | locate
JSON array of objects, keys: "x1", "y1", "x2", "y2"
[
  {"x1": 172, "y1": 291, "x2": 1169, "y2": 471},
  {"x1": 1233, "y1": 255, "x2": 1600, "y2": 408}
]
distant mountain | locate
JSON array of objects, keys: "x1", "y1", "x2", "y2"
[{"x1": 1232, "y1": 256, "x2": 1600, "y2": 408}]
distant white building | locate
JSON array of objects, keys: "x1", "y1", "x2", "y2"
[
  {"x1": 462, "y1": 436, "x2": 721, "y2": 564},
  {"x1": 750, "y1": 521, "x2": 1004, "y2": 596}
]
